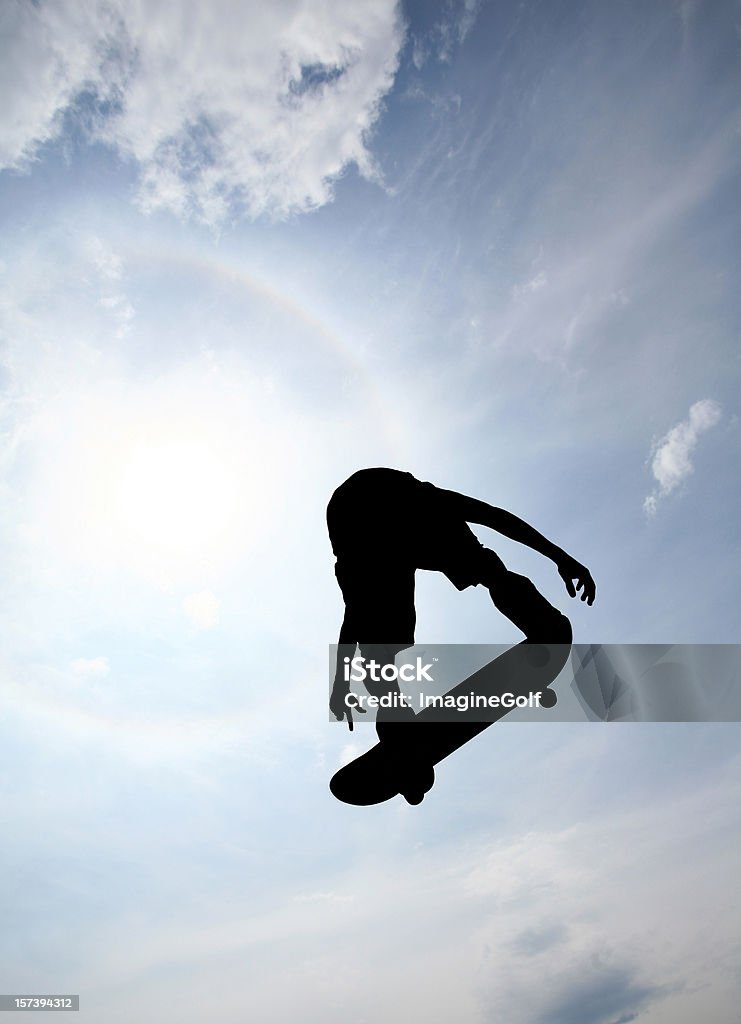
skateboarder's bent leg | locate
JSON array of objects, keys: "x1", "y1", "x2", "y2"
[
  {"x1": 359, "y1": 644, "x2": 416, "y2": 724},
  {"x1": 359, "y1": 644, "x2": 435, "y2": 802},
  {"x1": 475, "y1": 550, "x2": 572, "y2": 643}
]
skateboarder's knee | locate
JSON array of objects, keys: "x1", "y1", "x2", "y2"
[
  {"x1": 523, "y1": 606, "x2": 571, "y2": 644},
  {"x1": 550, "y1": 610, "x2": 572, "y2": 644},
  {"x1": 519, "y1": 582, "x2": 571, "y2": 643},
  {"x1": 489, "y1": 571, "x2": 572, "y2": 643}
]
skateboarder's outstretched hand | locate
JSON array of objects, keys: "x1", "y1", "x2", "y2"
[
  {"x1": 556, "y1": 553, "x2": 596, "y2": 605},
  {"x1": 330, "y1": 678, "x2": 365, "y2": 731}
]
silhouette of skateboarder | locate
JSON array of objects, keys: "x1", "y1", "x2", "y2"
[{"x1": 328, "y1": 468, "x2": 595, "y2": 797}]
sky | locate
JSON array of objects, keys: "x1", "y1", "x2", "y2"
[{"x1": 1, "y1": 0, "x2": 740, "y2": 1021}]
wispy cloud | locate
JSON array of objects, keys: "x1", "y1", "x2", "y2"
[
  {"x1": 70, "y1": 656, "x2": 110, "y2": 678},
  {"x1": 85, "y1": 237, "x2": 134, "y2": 338},
  {"x1": 0, "y1": 0, "x2": 405, "y2": 222},
  {"x1": 410, "y1": 0, "x2": 483, "y2": 67},
  {"x1": 644, "y1": 399, "x2": 722, "y2": 515}
]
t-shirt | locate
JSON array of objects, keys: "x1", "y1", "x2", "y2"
[{"x1": 326, "y1": 467, "x2": 453, "y2": 562}]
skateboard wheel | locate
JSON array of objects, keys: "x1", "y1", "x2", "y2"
[
  {"x1": 539, "y1": 687, "x2": 557, "y2": 709},
  {"x1": 402, "y1": 790, "x2": 425, "y2": 805}
]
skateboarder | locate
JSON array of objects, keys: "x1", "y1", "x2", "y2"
[{"x1": 328, "y1": 468, "x2": 595, "y2": 732}]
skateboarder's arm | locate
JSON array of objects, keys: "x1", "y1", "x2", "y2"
[
  {"x1": 437, "y1": 489, "x2": 596, "y2": 604},
  {"x1": 331, "y1": 612, "x2": 364, "y2": 729},
  {"x1": 335, "y1": 606, "x2": 358, "y2": 669},
  {"x1": 334, "y1": 612, "x2": 356, "y2": 692},
  {"x1": 439, "y1": 491, "x2": 565, "y2": 562}
]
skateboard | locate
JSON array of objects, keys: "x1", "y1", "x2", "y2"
[{"x1": 329, "y1": 641, "x2": 570, "y2": 806}]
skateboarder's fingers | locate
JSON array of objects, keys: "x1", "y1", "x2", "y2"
[
  {"x1": 346, "y1": 704, "x2": 367, "y2": 731},
  {"x1": 560, "y1": 570, "x2": 576, "y2": 598},
  {"x1": 580, "y1": 575, "x2": 596, "y2": 605}
]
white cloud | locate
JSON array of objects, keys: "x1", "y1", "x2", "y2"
[
  {"x1": 0, "y1": 0, "x2": 117, "y2": 168},
  {"x1": 183, "y1": 590, "x2": 221, "y2": 630},
  {"x1": 644, "y1": 399, "x2": 722, "y2": 515},
  {"x1": 57, "y1": 744, "x2": 741, "y2": 1024},
  {"x1": 0, "y1": 0, "x2": 405, "y2": 222},
  {"x1": 70, "y1": 655, "x2": 110, "y2": 677}
]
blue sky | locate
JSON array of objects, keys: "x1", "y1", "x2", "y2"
[{"x1": 1, "y1": 1, "x2": 740, "y2": 1021}]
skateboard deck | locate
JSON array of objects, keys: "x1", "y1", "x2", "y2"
[{"x1": 329, "y1": 641, "x2": 570, "y2": 806}]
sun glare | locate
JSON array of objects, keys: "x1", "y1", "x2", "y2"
[
  {"x1": 114, "y1": 440, "x2": 238, "y2": 555},
  {"x1": 27, "y1": 377, "x2": 279, "y2": 585}
]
